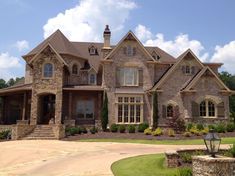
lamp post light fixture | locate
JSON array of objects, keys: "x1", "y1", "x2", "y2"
[{"x1": 204, "y1": 129, "x2": 221, "y2": 158}]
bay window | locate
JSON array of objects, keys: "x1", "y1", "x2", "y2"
[{"x1": 117, "y1": 96, "x2": 143, "y2": 123}]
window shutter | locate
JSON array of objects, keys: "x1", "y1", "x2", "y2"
[
  {"x1": 116, "y1": 68, "x2": 121, "y2": 87},
  {"x1": 181, "y1": 66, "x2": 186, "y2": 74},
  {"x1": 133, "y1": 47, "x2": 136, "y2": 56},
  {"x1": 162, "y1": 105, "x2": 166, "y2": 118},
  {"x1": 138, "y1": 69, "x2": 143, "y2": 86},
  {"x1": 191, "y1": 66, "x2": 195, "y2": 74},
  {"x1": 123, "y1": 47, "x2": 127, "y2": 55},
  {"x1": 191, "y1": 101, "x2": 199, "y2": 118},
  {"x1": 217, "y1": 102, "x2": 225, "y2": 118}
]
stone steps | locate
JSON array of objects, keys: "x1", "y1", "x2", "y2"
[{"x1": 23, "y1": 125, "x2": 56, "y2": 140}]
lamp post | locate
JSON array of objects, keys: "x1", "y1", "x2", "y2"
[{"x1": 204, "y1": 129, "x2": 221, "y2": 158}]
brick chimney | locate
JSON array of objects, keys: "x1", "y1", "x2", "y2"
[{"x1": 103, "y1": 25, "x2": 111, "y2": 49}]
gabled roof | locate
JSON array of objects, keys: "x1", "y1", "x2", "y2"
[
  {"x1": 104, "y1": 31, "x2": 156, "y2": 62},
  {"x1": 28, "y1": 43, "x2": 68, "y2": 66},
  {"x1": 150, "y1": 49, "x2": 204, "y2": 91},
  {"x1": 182, "y1": 66, "x2": 231, "y2": 92},
  {"x1": 25, "y1": 30, "x2": 82, "y2": 58}
]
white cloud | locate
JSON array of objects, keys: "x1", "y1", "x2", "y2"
[
  {"x1": 43, "y1": 0, "x2": 137, "y2": 42},
  {"x1": 0, "y1": 52, "x2": 21, "y2": 69},
  {"x1": 14, "y1": 40, "x2": 29, "y2": 51},
  {"x1": 134, "y1": 24, "x2": 208, "y2": 61},
  {"x1": 210, "y1": 41, "x2": 235, "y2": 74}
]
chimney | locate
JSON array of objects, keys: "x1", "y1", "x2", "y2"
[{"x1": 103, "y1": 25, "x2": 111, "y2": 49}]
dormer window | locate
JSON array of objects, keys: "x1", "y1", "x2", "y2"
[
  {"x1": 89, "y1": 71, "x2": 97, "y2": 85},
  {"x1": 88, "y1": 46, "x2": 98, "y2": 55},
  {"x1": 43, "y1": 63, "x2": 53, "y2": 78},
  {"x1": 151, "y1": 51, "x2": 160, "y2": 60},
  {"x1": 72, "y1": 64, "x2": 78, "y2": 75}
]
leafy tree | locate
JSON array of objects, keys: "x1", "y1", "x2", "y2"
[
  {"x1": 7, "y1": 78, "x2": 15, "y2": 87},
  {"x1": 0, "y1": 79, "x2": 7, "y2": 89},
  {"x1": 152, "y1": 91, "x2": 159, "y2": 129},
  {"x1": 168, "y1": 106, "x2": 186, "y2": 132},
  {"x1": 101, "y1": 92, "x2": 108, "y2": 131}
]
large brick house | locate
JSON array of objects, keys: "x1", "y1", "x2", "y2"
[{"x1": 0, "y1": 25, "x2": 233, "y2": 139}]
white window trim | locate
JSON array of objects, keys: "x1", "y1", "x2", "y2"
[
  {"x1": 115, "y1": 95, "x2": 143, "y2": 124},
  {"x1": 199, "y1": 100, "x2": 217, "y2": 118},
  {"x1": 120, "y1": 67, "x2": 139, "y2": 86}
]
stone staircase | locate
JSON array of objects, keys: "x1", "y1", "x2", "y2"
[{"x1": 23, "y1": 125, "x2": 57, "y2": 140}]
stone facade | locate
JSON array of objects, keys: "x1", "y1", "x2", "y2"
[
  {"x1": 192, "y1": 155, "x2": 235, "y2": 176},
  {"x1": 0, "y1": 27, "x2": 232, "y2": 139}
]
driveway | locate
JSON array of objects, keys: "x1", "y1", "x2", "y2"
[{"x1": 0, "y1": 140, "x2": 209, "y2": 176}]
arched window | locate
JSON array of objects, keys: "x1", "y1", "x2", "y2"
[
  {"x1": 72, "y1": 64, "x2": 78, "y2": 75},
  {"x1": 89, "y1": 74, "x2": 96, "y2": 84},
  {"x1": 43, "y1": 63, "x2": 53, "y2": 78},
  {"x1": 167, "y1": 105, "x2": 173, "y2": 118},
  {"x1": 200, "y1": 100, "x2": 215, "y2": 117}
]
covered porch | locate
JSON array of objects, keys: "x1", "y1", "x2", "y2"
[{"x1": 63, "y1": 86, "x2": 103, "y2": 126}]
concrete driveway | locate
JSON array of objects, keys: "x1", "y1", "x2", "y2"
[{"x1": 0, "y1": 140, "x2": 208, "y2": 176}]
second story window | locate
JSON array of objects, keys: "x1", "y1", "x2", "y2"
[
  {"x1": 119, "y1": 67, "x2": 138, "y2": 86},
  {"x1": 124, "y1": 45, "x2": 136, "y2": 56},
  {"x1": 43, "y1": 63, "x2": 53, "y2": 78},
  {"x1": 182, "y1": 65, "x2": 195, "y2": 75},
  {"x1": 72, "y1": 64, "x2": 78, "y2": 75},
  {"x1": 89, "y1": 73, "x2": 96, "y2": 85}
]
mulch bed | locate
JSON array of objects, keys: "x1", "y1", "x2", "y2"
[{"x1": 63, "y1": 131, "x2": 235, "y2": 141}]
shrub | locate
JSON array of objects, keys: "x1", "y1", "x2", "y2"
[
  {"x1": 144, "y1": 128, "x2": 152, "y2": 135},
  {"x1": 110, "y1": 124, "x2": 118, "y2": 133},
  {"x1": 66, "y1": 127, "x2": 81, "y2": 136},
  {"x1": 168, "y1": 106, "x2": 186, "y2": 132},
  {"x1": 183, "y1": 131, "x2": 191, "y2": 137},
  {"x1": 80, "y1": 126, "x2": 87, "y2": 134},
  {"x1": 177, "y1": 167, "x2": 192, "y2": 176},
  {"x1": 186, "y1": 123, "x2": 193, "y2": 131},
  {"x1": 196, "y1": 123, "x2": 204, "y2": 131},
  {"x1": 0, "y1": 130, "x2": 11, "y2": 140},
  {"x1": 208, "y1": 124, "x2": 215, "y2": 130},
  {"x1": 201, "y1": 127, "x2": 209, "y2": 135},
  {"x1": 152, "y1": 127, "x2": 162, "y2": 136},
  {"x1": 168, "y1": 129, "x2": 175, "y2": 137},
  {"x1": 228, "y1": 143, "x2": 235, "y2": 157},
  {"x1": 215, "y1": 123, "x2": 226, "y2": 133},
  {"x1": 119, "y1": 125, "x2": 126, "y2": 133},
  {"x1": 226, "y1": 123, "x2": 235, "y2": 132},
  {"x1": 180, "y1": 152, "x2": 192, "y2": 163},
  {"x1": 101, "y1": 92, "x2": 108, "y2": 131},
  {"x1": 137, "y1": 123, "x2": 149, "y2": 132},
  {"x1": 90, "y1": 126, "x2": 98, "y2": 134},
  {"x1": 128, "y1": 125, "x2": 136, "y2": 133}
]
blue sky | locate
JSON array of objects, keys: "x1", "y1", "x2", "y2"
[{"x1": 1, "y1": 0, "x2": 235, "y2": 80}]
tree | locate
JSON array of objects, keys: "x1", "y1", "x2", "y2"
[
  {"x1": 0, "y1": 79, "x2": 7, "y2": 89},
  {"x1": 6, "y1": 78, "x2": 15, "y2": 87},
  {"x1": 152, "y1": 91, "x2": 159, "y2": 129},
  {"x1": 101, "y1": 92, "x2": 108, "y2": 131},
  {"x1": 168, "y1": 106, "x2": 186, "y2": 133}
]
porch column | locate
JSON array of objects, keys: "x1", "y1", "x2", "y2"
[
  {"x1": 68, "y1": 92, "x2": 72, "y2": 120},
  {"x1": 0, "y1": 97, "x2": 4, "y2": 124},
  {"x1": 22, "y1": 92, "x2": 27, "y2": 121}
]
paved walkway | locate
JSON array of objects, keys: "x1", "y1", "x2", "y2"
[{"x1": 0, "y1": 140, "x2": 216, "y2": 176}]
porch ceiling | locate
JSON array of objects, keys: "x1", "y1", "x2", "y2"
[
  {"x1": 63, "y1": 85, "x2": 104, "y2": 91},
  {"x1": 0, "y1": 84, "x2": 32, "y2": 95}
]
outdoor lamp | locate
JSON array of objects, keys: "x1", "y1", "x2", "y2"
[{"x1": 204, "y1": 129, "x2": 221, "y2": 157}]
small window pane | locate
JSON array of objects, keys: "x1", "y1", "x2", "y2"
[
  {"x1": 44, "y1": 63, "x2": 53, "y2": 77},
  {"x1": 90, "y1": 74, "x2": 96, "y2": 84},
  {"x1": 124, "y1": 97, "x2": 129, "y2": 103},
  {"x1": 124, "y1": 105, "x2": 128, "y2": 122},
  {"x1": 185, "y1": 66, "x2": 190, "y2": 74},
  {"x1": 118, "y1": 105, "x2": 123, "y2": 122},
  {"x1": 136, "y1": 97, "x2": 141, "y2": 103},
  {"x1": 130, "y1": 97, "x2": 135, "y2": 103},
  {"x1": 118, "y1": 97, "x2": 123, "y2": 103},
  {"x1": 208, "y1": 101, "x2": 215, "y2": 117},
  {"x1": 167, "y1": 105, "x2": 173, "y2": 118},
  {"x1": 200, "y1": 101, "x2": 206, "y2": 116},
  {"x1": 130, "y1": 105, "x2": 135, "y2": 123},
  {"x1": 136, "y1": 105, "x2": 140, "y2": 123}
]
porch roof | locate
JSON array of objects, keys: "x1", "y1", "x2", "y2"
[
  {"x1": 0, "y1": 84, "x2": 32, "y2": 95},
  {"x1": 63, "y1": 85, "x2": 104, "y2": 91}
]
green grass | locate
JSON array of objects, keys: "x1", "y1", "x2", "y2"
[
  {"x1": 112, "y1": 154, "x2": 178, "y2": 176},
  {"x1": 78, "y1": 137, "x2": 235, "y2": 145}
]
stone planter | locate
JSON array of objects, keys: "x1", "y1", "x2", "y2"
[{"x1": 192, "y1": 155, "x2": 235, "y2": 176}]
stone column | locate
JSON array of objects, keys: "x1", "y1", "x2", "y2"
[
  {"x1": 55, "y1": 91, "x2": 62, "y2": 124},
  {"x1": 22, "y1": 92, "x2": 27, "y2": 121},
  {"x1": 0, "y1": 96, "x2": 4, "y2": 124},
  {"x1": 30, "y1": 90, "x2": 38, "y2": 125},
  {"x1": 68, "y1": 92, "x2": 72, "y2": 120}
]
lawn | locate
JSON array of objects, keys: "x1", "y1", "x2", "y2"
[
  {"x1": 111, "y1": 154, "x2": 179, "y2": 176},
  {"x1": 78, "y1": 137, "x2": 235, "y2": 145}
]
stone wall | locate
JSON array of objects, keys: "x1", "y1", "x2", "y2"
[
  {"x1": 51, "y1": 124, "x2": 65, "y2": 139},
  {"x1": 192, "y1": 155, "x2": 235, "y2": 176}
]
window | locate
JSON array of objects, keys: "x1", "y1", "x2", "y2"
[
  {"x1": 43, "y1": 63, "x2": 53, "y2": 78},
  {"x1": 185, "y1": 66, "x2": 190, "y2": 74},
  {"x1": 72, "y1": 64, "x2": 78, "y2": 75},
  {"x1": 124, "y1": 45, "x2": 136, "y2": 56},
  {"x1": 117, "y1": 96, "x2": 143, "y2": 123},
  {"x1": 89, "y1": 73, "x2": 96, "y2": 85},
  {"x1": 167, "y1": 105, "x2": 173, "y2": 118},
  {"x1": 76, "y1": 100, "x2": 94, "y2": 119},
  {"x1": 119, "y1": 68, "x2": 138, "y2": 86},
  {"x1": 200, "y1": 100, "x2": 215, "y2": 117},
  {"x1": 182, "y1": 65, "x2": 195, "y2": 75},
  {"x1": 88, "y1": 46, "x2": 98, "y2": 55}
]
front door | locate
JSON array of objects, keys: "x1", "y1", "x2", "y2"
[{"x1": 39, "y1": 94, "x2": 55, "y2": 124}]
